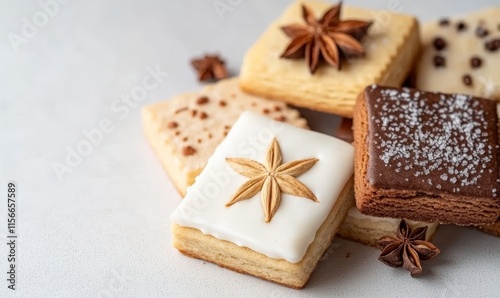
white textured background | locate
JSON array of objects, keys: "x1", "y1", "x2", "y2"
[{"x1": 0, "y1": 0, "x2": 499, "y2": 297}]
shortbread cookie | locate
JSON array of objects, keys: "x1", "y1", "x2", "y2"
[
  {"x1": 478, "y1": 219, "x2": 500, "y2": 237},
  {"x1": 338, "y1": 207, "x2": 439, "y2": 247},
  {"x1": 353, "y1": 85, "x2": 500, "y2": 225},
  {"x1": 240, "y1": 0, "x2": 420, "y2": 117},
  {"x1": 416, "y1": 8, "x2": 500, "y2": 101},
  {"x1": 171, "y1": 112, "x2": 354, "y2": 289},
  {"x1": 142, "y1": 78, "x2": 307, "y2": 196}
]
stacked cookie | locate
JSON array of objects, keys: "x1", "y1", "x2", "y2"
[{"x1": 143, "y1": 0, "x2": 499, "y2": 289}]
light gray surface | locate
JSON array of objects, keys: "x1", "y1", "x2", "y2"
[{"x1": 0, "y1": 0, "x2": 499, "y2": 297}]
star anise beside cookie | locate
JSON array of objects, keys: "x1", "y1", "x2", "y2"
[
  {"x1": 377, "y1": 220, "x2": 441, "y2": 277},
  {"x1": 280, "y1": 2, "x2": 372, "y2": 73},
  {"x1": 191, "y1": 54, "x2": 228, "y2": 82}
]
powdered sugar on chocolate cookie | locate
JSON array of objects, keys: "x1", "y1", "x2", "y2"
[{"x1": 366, "y1": 85, "x2": 499, "y2": 198}]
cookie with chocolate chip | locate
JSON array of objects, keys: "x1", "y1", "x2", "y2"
[
  {"x1": 142, "y1": 78, "x2": 308, "y2": 196},
  {"x1": 416, "y1": 8, "x2": 500, "y2": 102}
]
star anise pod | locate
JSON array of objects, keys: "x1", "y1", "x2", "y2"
[
  {"x1": 280, "y1": 2, "x2": 372, "y2": 73},
  {"x1": 225, "y1": 138, "x2": 319, "y2": 222},
  {"x1": 191, "y1": 54, "x2": 228, "y2": 82},
  {"x1": 377, "y1": 220, "x2": 441, "y2": 277}
]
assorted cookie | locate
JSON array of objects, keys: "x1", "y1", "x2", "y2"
[
  {"x1": 142, "y1": 78, "x2": 307, "y2": 196},
  {"x1": 240, "y1": 0, "x2": 420, "y2": 117},
  {"x1": 170, "y1": 112, "x2": 355, "y2": 288},
  {"x1": 415, "y1": 8, "x2": 500, "y2": 101},
  {"x1": 142, "y1": 0, "x2": 500, "y2": 290},
  {"x1": 353, "y1": 85, "x2": 500, "y2": 225}
]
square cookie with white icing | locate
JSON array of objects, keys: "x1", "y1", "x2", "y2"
[
  {"x1": 142, "y1": 78, "x2": 307, "y2": 196},
  {"x1": 353, "y1": 85, "x2": 500, "y2": 225},
  {"x1": 415, "y1": 8, "x2": 500, "y2": 101},
  {"x1": 171, "y1": 112, "x2": 354, "y2": 289},
  {"x1": 240, "y1": 0, "x2": 420, "y2": 117}
]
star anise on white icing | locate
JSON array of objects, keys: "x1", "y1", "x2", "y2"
[{"x1": 225, "y1": 138, "x2": 319, "y2": 222}]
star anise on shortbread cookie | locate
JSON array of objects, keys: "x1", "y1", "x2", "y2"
[
  {"x1": 225, "y1": 138, "x2": 319, "y2": 222},
  {"x1": 280, "y1": 2, "x2": 372, "y2": 73}
]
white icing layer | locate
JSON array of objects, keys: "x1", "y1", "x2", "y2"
[{"x1": 171, "y1": 112, "x2": 354, "y2": 263}]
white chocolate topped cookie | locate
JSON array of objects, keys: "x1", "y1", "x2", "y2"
[
  {"x1": 416, "y1": 8, "x2": 500, "y2": 101},
  {"x1": 172, "y1": 111, "x2": 353, "y2": 262},
  {"x1": 170, "y1": 112, "x2": 354, "y2": 288}
]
